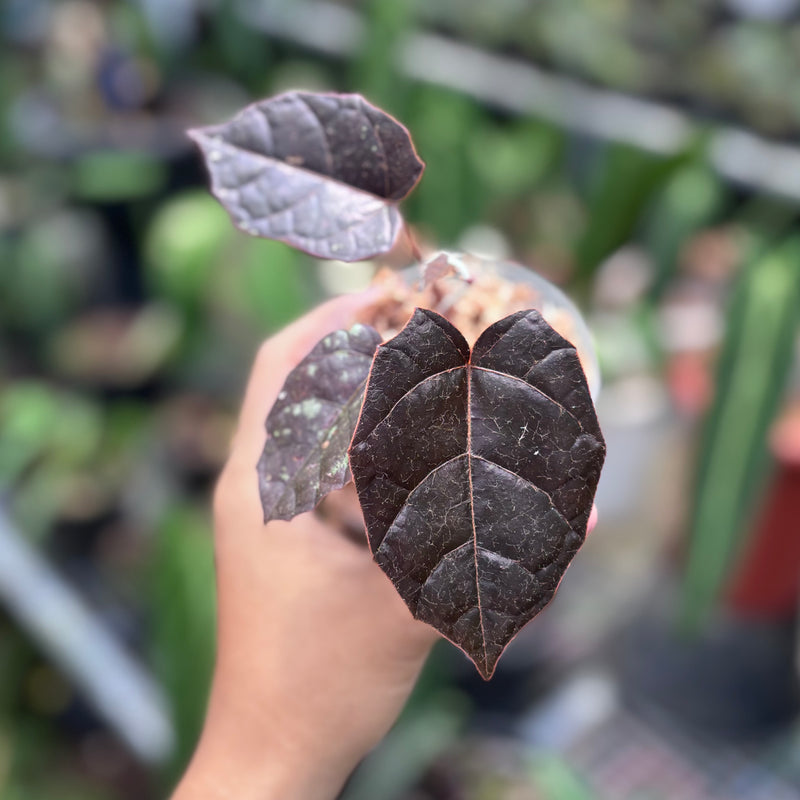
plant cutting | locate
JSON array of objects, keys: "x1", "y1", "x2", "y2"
[{"x1": 190, "y1": 91, "x2": 606, "y2": 679}]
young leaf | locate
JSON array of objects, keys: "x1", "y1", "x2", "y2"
[
  {"x1": 258, "y1": 323, "x2": 382, "y2": 522},
  {"x1": 349, "y1": 308, "x2": 605, "y2": 679},
  {"x1": 189, "y1": 92, "x2": 424, "y2": 262},
  {"x1": 420, "y1": 251, "x2": 474, "y2": 288}
]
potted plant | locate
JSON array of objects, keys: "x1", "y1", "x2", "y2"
[{"x1": 189, "y1": 91, "x2": 606, "y2": 680}]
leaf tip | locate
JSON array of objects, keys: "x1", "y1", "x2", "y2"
[
  {"x1": 185, "y1": 125, "x2": 208, "y2": 146},
  {"x1": 186, "y1": 126, "x2": 222, "y2": 159}
]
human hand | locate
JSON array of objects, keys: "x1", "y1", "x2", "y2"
[
  {"x1": 172, "y1": 291, "x2": 439, "y2": 800},
  {"x1": 172, "y1": 291, "x2": 599, "y2": 800}
]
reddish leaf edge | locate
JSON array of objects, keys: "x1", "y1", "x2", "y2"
[
  {"x1": 434, "y1": 567, "x2": 575, "y2": 680},
  {"x1": 187, "y1": 91, "x2": 426, "y2": 263}
]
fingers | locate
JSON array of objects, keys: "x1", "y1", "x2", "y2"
[{"x1": 230, "y1": 289, "x2": 379, "y2": 467}]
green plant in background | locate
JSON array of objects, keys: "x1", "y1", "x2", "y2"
[
  {"x1": 0, "y1": 383, "x2": 105, "y2": 539},
  {"x1": 145, "y1": 190, "x2": 313, "y2": 340},
  {"x1": 643, "y1": 162, "x2": 726, "y2": 300},
  {"x1": 527, "y1": 753, "x2": 595, "y2": 800},
  {"x1": 342, "y1": 692, "x2": 467, "y2": 800},
  {"x1": 575, "y1": 143, "x2": 689, "y2": 289},
  {"x1": 150, "y1": 505, "x2": 216, "y2": 787},
  {"x1": 404, "y1": 88, "x2": 487, "y2": 243},
  {"x1": 0, "y1": 617, "x2": 115, "y2": 800},
  {"x1": 680, "y1": 236, "x2": 800, "y2": 631},
  {"x1": 351, "y1": 0, "x2": 416, "y2": 112},
  {"x1": 71, "y1": 151, "x2": 167, "y2": 204}
]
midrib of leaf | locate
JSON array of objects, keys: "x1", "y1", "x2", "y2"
[
  {"x1": 208, "y1": 139, "x2": 396, "y2": 251},
  {"x1": 377, "y1": 452, "x2": 573, "y2": 567},
  {"x1": 377, "y1": 365, "x2": 581, "y2": 445},
  {"x1": 466, "y1": 355, "x2": 489, "y2": 675},
  {"x1": 214, "y1": 135, "x2": 396, "y2": 206},
  {"x1": 373, "y1": 355, "x2": 582, "y2": 676},
  {"x1": 352, "y1": 308, "x2": 605, "y2": 681}
]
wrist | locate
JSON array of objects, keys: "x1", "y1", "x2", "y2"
[
  {"x1": 171, "y1": 691, "x2": 354, "y2": 800},
  {"x1": 172, "y1": 736, "x2": 349, "y2": 800}
]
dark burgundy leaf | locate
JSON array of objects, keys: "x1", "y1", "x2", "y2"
[
  {"x1": 258, "y1": 323, "x2": 382, "y2": 522},
  {"x1": 349, "y1": 308, "x2": 605, "y2": 679},
  {"x1": 188, "y1": 91, "x2": 424, "y2": 261}
]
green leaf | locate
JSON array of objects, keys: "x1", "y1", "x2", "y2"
[
  {"x1": 71, "y1": 151, "x2": 165, "y2": 202},
  {"x1": 149, "y1": 505, "x2": 216, "y2": 784},
  {"x1": 575, "y1": 143, "x2": 686, "y2": 286},
  {"x1": 341, "y1": 693, "x2": 467, "y2": 800},
  {"x1": 680, "y1": 236, "x2": 800, "y2": 631},
  {"x1": 145, "y1": 191, "x2": 232, "y2": 308},
  {"x1": 643, "y1": 163, "x2": 725, "y2": 299}
]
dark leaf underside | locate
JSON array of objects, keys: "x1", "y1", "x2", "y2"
[
  {"x1": 349, "y1": 308, "x2": 605, "y2": 679},
  {"x1": 258, "y1": 323, "x2": 382, "y2": 521},
  {"x1": 189, "y1": 91, "x2": 424, "y2": 261}
]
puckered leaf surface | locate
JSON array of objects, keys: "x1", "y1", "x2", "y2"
[
  {"x1": 349, "y1": 308, "x2": 605, "y2": 679},
  {"x1": 189, "y1": 92, "x2": 424, "y2": 261},
  {"x1": 258, "y1": 323, "x2": 382, "y2": 522}
]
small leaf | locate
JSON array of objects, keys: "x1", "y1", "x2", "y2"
[
  {"x1": 349, "y1": 308, "x2": 605, "y2": 679},
  {"x1": 258, "y1": 323, "x2": 382, "y2": 521},
  {"x1": 420, "y1": 251, "x2": 473, "y2": 288},
  {"x1": 189, "y1": 91, "x2": 424, "y2": 262}
]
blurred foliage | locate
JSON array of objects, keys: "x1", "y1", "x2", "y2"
[
  {"x1": 1, "y1": 0, "x2": 800, "y2": 798},
  {"x1": 342, "y1": 691, "x2": 468, "y2": 800},
  {"x1": 402, "y1": 0, "x2": 800, "y2": 137},
  {"x1": 150, "y1": 504, "x2": 215, "y2": 787},
  {"x1": 681, "y1": 236, "x2": 800, "y2": 631},
  {"x1": 527, "y1": 753, "x2": 595, "y2": 800},
  {"x1": 643, "y1": 163, "x2": 726, "y2": 300},
  {"x1": 575, "y1": 144, "x2": 689, "y2": 289}
]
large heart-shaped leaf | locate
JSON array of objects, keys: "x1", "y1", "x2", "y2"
[
  {"x1": 349, "y1": 308, "x2": 605, "y2": 679},
  {"x1": 258, "y1": 323, "x2": 382, "y2": 522},
  {"x1": 189, "y1": 92, "x2": 424, "y2": 262}
]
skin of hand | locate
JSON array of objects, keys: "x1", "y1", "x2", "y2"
[
  {"x1": 172, "y1": 290, "x2": 598, "y2": 800},
  {"x1": 172, "y1": 291, "x2": 439, "y2": 800}
]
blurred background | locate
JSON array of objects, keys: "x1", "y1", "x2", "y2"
[{"x1": 2, "y1": 0, "x2": 800, "y2": 798}]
